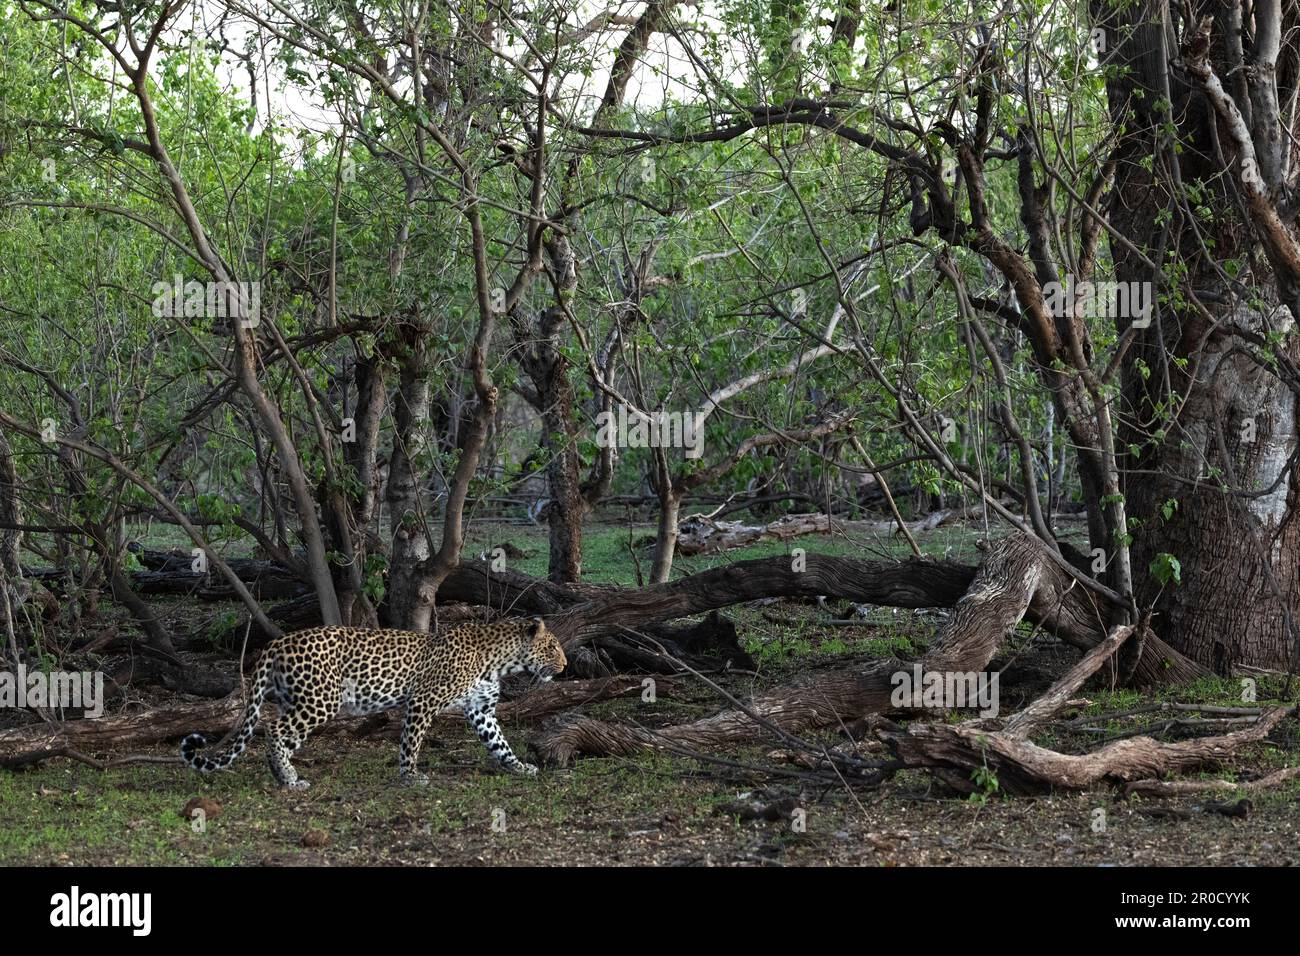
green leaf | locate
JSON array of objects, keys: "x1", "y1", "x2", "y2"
[{"x1": 1149, "y1": 553, "x2": 1182, "y2": 586}]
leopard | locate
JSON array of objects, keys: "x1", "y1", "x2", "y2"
[{"x1": 180, "y1": 616, "x2": 566, "y2": 789}]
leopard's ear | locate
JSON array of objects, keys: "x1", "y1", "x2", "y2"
[{"x1": 527, "y1": 616, "x2": 545, "y2": 637}]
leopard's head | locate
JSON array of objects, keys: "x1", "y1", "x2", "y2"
[{"x1": 519, "y1": 616, "x2": 566, "y2": 680}]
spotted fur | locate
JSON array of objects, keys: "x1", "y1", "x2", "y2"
[{"x1": 180, "y1": 616, "x2": 566, "y2": 789}]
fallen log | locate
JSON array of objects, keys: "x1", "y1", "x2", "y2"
[
  {"x1": 674, "y1": 510, "x2": 964, "y2": 556},
  {"x1": 530, "y1": 534, "x2": 1207, "y2": 767},
  {"x1": 1123, "y1": 765, "x2": 1300, "y2": 797},
  {"x1": 531, "y1": 598, "x2": 1288, "y2": 798},
  {"x1": 25, "y1": 550, "x2": 310, "y2": 602},
  {"x1": 103, "y1": 653, "x2": 236, "y2": 700},
  {"x1": 532, "y1": 533, "x2": 1058, "y2": 764},
  {"x1": 0, "y1": 695, "x2": 243, "y2": 767},
  {"x1": 884, "y1": 705, "x2": 1293, "y2": 796},
  {"x1": 130, "y1": 548, "x2": 309, "y2": 601},
  {"x1": 675, "y1": 513, "x2": 839, "y2": 556}
]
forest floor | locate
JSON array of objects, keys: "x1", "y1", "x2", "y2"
[{"x1": 2, "y1": 520, "x2": 1298, "y2": 866}]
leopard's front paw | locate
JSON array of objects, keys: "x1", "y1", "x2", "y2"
[
  {"x1": 284, "y1": 779, "x2": 312, "y2": 791},
  {"x1": 402, "y1": 771, "x2": 430, "y2": 787},
  {"x1": 509, "y1": 761, "x2": 538, "y2": 777}
]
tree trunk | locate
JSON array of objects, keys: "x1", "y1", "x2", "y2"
[
  {"x1": 1125, "y1": 334, "x2": 1300, "y2": 672},
  {"x1": 520, "y1": 308, "x2": 584, "y2": 585},
  {"x1": 540, "y1": 372, "x2": 584, "y2": 584},
  {"x1": 1104, "y1": 3, "x2": 1300, "y2": 672},
  {"x1": 0, "y1": 434, "x2": 29, "y2": 620},
  {"x1": 649, "y1": 486, "x2": 682, "y2": 584},
  {"x1": 384, "y1": 322, "x2": 433, "y2": 627}
]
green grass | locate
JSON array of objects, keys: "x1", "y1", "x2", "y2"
[{"x1": 0, "y1": 737, "x2": 780, "y2": 866}]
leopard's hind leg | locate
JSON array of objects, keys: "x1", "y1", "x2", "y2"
[{"x1": 266, "y1": 688, "x2": 335, "y2": 789}]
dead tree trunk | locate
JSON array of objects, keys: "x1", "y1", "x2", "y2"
[
  {"x1": 533, "y1": 533, "x2": 1197, "y2": 764},
  {"x1": 533, "y1": 551, "x2": 1288, "y2": 793},
  {"x1": 879, "y1": 629, "x2": 1295, "y2": 796}
]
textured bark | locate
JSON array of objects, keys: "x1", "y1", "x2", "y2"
[
  {"x1": 384, "y1": 321, "x2": 433, "y2": 627},
  {"x1": 532, "y1": 534, "x2": 1201, "y2": 765},
  {"x1": 514, "y1": 302, "x2": 584, "y2": 584},
  {"x1": 648, "y1": 486, "x2": 681, "y2": 584},
  {"x1": 1103, "y1": 2, "x2": 1300, "y2": 672},
  {"x1": 438, "y1": 541, "x2": 1201, "y2": 682},
  {"x1": 1124, "y1": 336, "x2": 1300, "y2": 672},
  {"x1": 1124, "y1": 764, "x2": 1300, "y2": 797},
  {"x1": 0, "y1": 695, "x2": 243, "y2": 767},
  {"x1": 538, "y1": 345, "x2": 584, "y2": 584},
  {"x1": 532, "y1": 548, "x2": 1275, "y2": 792},
  {"x1": 0, "y1": 433, "x2": 28, "y2": 617},
  {"x1": 885, "y1": 706, "x2": 1293, "y2": 796}
]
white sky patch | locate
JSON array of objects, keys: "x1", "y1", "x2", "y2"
[{"x1": 177, "y1": 0, "x2": 741, "y2": 142}]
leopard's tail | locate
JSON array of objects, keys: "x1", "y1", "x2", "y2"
[{"x1": 181, "y1": 654, "x2": 273, "y2": 773}]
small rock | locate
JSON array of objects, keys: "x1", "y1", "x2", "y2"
[
  {"x1": 300, "y1": 828, "x2": 330, "y2": 848},
  {"x1": 183, "y1": 796, "x2": 222, "y2": 823},
  {"x1": 1203, "y1": 798, "x2": 1252, "y2": 818}
]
